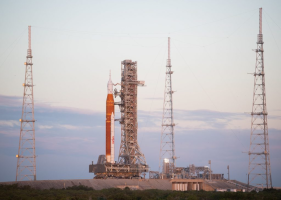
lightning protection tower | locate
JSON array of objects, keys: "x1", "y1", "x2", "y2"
[
  {"x1": 248, "y1": 8, "x2": 272, "y2": 189},
  {"x1": 159, "y1": 37, "x2": 176, "y2": 178},
  {"x1": 115, "y1": 60, "x2": 147, "y2": 165},
  {"x1": 16, "y1": 26, "x2": 36, "y2": 181}
]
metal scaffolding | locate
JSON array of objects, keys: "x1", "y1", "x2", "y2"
[
  {"x1": 114, "y1": 60, "x2": 146, "y2": 165},
  {"x1": 89, "y1": 60, "x2": 149, "y2": 179},
  {"x1": 159, "y1": 37, "x2": 176, "y2": 178},
  {"x1": 248, "y1": 8, "x2": 272, "y2": 189},
  {"x1": 16, "y1": 26, "x2": 36, "y2": 181}
]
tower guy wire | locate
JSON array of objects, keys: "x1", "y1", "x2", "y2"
[{"x1": 16, "y1": 26, "x2": 36, "y2": 181}]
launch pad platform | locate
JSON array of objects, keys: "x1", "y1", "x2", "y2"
[
  {"x1": 89, "y1": 162, "x2": 149, "y2": 179},
  {"x1": 89, "y1": 155, "x2": 149, "y2": 179}
]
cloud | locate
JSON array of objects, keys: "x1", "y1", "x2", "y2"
[
  {"x1": 0, "y1": 130, "x2": 19, "y2": 137},
  {"x1": 0, "y1": 95, "x2": 280, "y2": 186},
  {"x1": 59, "y1": 124, "x2": 93, "y2": 130},
  {"x1": 269, "y1": 115, "x2": 281, "y2": 120},
  {"x1": 38, "y1": 125, "x2": 53, "y2": 129},
  {"x1": 0, "y1": 120, "x2": 20, "y2": 127},
  {"x1": 137, "y1": 109, "x2": 281, "y2": 131},
  {"x1": 138, "y1": 109, "x2": 252, "y2": 131},
  {"x1": 0, "y1": 95, "x2": 22, "y2": 107},
  {"x1": 59, "y1": 124, "x2": 80, "y2": 130},
  {"x1": 35, "y1": 103, "x2": 99, "y2": 115},
  {"x1": 173, "y1": 109, "x2": 245, "y2": 122},
  {"x1": 1, "y1": 97, "x2": 279, "y2": 140},
  {"x1": 36, "y1": 136, "x2": 97, "y2": 153},
  {"x1": 176, "y1": 120, "x2": 217, "y2": 130}
]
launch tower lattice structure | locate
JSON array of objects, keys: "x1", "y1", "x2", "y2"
[
  {"x1": 159, "y1": 37, "x2": 176, "y2": 178},
  {"x1": 16, "y1": 26, "x2": 36, "y2": 181},
  {"x1": 248, "y1": 8, "x2": 272, "y2": 189},
  {"x1": 115, "y1": 60, "x2": 147, "y2": 165}
]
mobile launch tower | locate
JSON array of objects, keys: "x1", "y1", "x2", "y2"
[
  {"x1": 248, "y1": 8, "x2": 272, "y2": 189},
  {"x1": 115, "y1": 60, "x2": 146, "y2": 165},
  {"x1": 89, "y1": 60, "x2": 149, "y2": 178}
]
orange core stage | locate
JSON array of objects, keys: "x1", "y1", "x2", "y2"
[{"x1": 106, "y1": 72, "x2": 114, "y2": 163}]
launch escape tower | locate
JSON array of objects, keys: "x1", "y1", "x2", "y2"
[
  {"x1": 159, "y1": 37, "x2": 176, "y2": 178},
  {"x1": 248, "y1": 8, "x2": 272, "y2": 189},
  {"x1": 16, "y1": 26, "x2": 36, "y2": 181},
  {"x1": 115, "y1": 60, "x2": 146, "y2": 165}
]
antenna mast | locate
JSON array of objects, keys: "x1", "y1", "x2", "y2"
[
  {"x1": 168, "y1": 37, "x2": 170, "y2": 61},
  {"x1": 16, "y1": 26, "x2": 36, "y2": 181},
  {"x1": 248, "y1": 8, "x2": 272, "y2": 189},
  {"x1": 159, "y1": 37, "x2": 176, "y2": 178}
]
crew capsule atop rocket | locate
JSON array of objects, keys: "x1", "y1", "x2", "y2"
[{"x1": 106, "y1": 71, "x2": 114, "y2": 163}]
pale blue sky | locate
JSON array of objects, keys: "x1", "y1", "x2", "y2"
[
  {"x1": 1, "y1": 0, "x2": 281, "y2": 114},
  {"x1": 0, "y1": 0, "x2": 280, "y2": 186}
]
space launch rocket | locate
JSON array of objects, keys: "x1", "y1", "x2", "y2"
[{"x1": 106, "y1": 72, "x2": 115, "y2": 163}]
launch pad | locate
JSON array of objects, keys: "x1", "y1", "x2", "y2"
[
  {"x1": 89, "y1": 162, "x2": 149, "y2": 179},
  {"x1": 89, "y1": 60, "x2": 149, "y2": 179}
]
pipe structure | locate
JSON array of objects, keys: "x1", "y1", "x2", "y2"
[{"x1": 106, "y1": 71, "x2": 114, "y2": 163}]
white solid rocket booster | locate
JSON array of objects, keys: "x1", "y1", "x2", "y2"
[{"x1": 110, "y1": 112, "x2": 115, "y2": 163}]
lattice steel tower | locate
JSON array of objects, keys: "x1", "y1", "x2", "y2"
[
  {"x1": 248, "y1": 8, "x2": 272, "y2": 189},
  {"x1": 114, "y1": 60, "x2": 147, "y2": 165},
  {"x1": 159, "y1": 37, "x2": 176, "y2": 178},
  {"x1": 16, "y1": 26, "x2": 36, "y2": 181}
]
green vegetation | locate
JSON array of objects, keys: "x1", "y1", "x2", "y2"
[{"x1": 0, "y1": 184, "x2": 280, "y2": 200}]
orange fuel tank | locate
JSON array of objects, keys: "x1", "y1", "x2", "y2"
[{"x1": 106, "y1": 72, "x2": 114, "y2": 163}]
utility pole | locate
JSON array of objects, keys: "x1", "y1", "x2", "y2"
[
  {"x1": 16, "y1": 26, "x2": 36, "y2": 181},
  {"x1": 248, "y1": 8, "x2": 272, "y2": 189}
]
